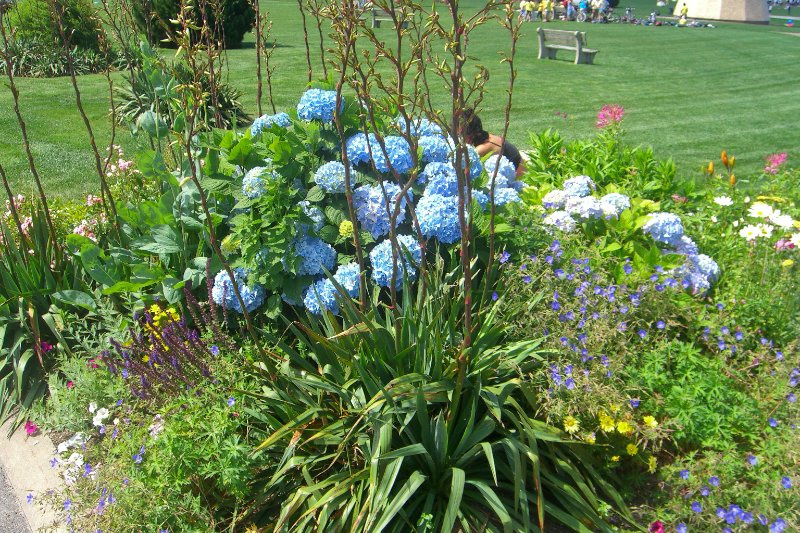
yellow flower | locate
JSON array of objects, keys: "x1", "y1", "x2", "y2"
[
  {"x1": 782, "y1": 259, "x2": 794, "y2": 268},
  {"x1": 148, "y1": 304, "x2": 162, "y2": 315},
  {"x1": 626, "y1": 443, "x2": 638, "y2": 456},
  {"x1": 585, "y1": 432, "x2": 596, "y2": 444},
  {"x1": 611, "y1": 455, "x2": 620, "y2": 462},
  {"x1": 142, "y1": 355, "x2": 150, "y2": 363},
  {"x1": 610, "y1": 403, "x2": 621, "y2": 413},
  {"x1": 643, "y1": 416, "x2": 658, "y2": 428},
  {"x1": 600, "y1": 414, "x2": 616, "y2": 433},
  {"x1": 564, "y1": 416, "x2": 579, "y2": 434},
  {"x1": 616, "y1": 421, "x2": 633, "y2": 435},
  {"x1": 707, "y1": 161, "x2": 714, "y2": 175},
  {"x1": 729, "y1": 173, "x2": 736, "y2": 188},
  {"x1": 339, "y1": 220, "x2": 354, "y2": 238},
  {"x1": 648, "y1": 456, "x2": 657, "y2": 473}
]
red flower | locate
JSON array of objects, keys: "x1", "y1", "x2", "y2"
[
  {"x1": 649, "y1": 521, "x2": 664, "y2": 533},
  {"x1": 66, "y1": 381, "x2": 75, "y2": 389}
]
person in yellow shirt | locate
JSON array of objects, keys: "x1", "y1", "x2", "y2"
[{"x1": 680, "y1": 2, "x2": 688, "y2": 19}]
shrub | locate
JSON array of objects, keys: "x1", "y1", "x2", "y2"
[
  {"x1": 7, "y1": 0, "x2": 101, "y2": 51},
  {"x1": 0, "y1": 36, "x2": 121, "y2": 77},
  {"x1": 131, "y1": 0, "x2": 255, "y2": 49}
]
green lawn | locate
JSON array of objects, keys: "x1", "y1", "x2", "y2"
[{"x1": 1, "y1": 0, "x2": 799, "y2": 200}]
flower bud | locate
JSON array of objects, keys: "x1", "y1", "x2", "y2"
[
  {"x1": 707, "y1": 161, "x2": 714, "y2": 175},
  {"x1": 729, "y1": 173, "x2": 736, "y2": 188},
  {"x1": 721, "y1": 150, "x2": 728, "y2": 167}
]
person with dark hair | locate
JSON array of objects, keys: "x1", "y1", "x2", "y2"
[{"x1": 461, "y1": 108, "x2": 526, "y2": 178}]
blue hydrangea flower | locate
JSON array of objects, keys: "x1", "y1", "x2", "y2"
[
  {"x1": 417, "y1": 194, "x2": 461, "y2": 244},
  {"x1": 491, "y1": 187, "x2": 521, "y2": 206},
  {"x1": 242, "y1": 166, "x2": 278, "y2": 199},
  {"x1": 297, "y1": 89, "x2": 341, "y2": 123},
  {"x1": 304, "y1": 278, "x2": 339, "y2": 315},
  {"x1": 673, "y1": 236, "x2": 699, "y2": 255},
  {"x1": 423, "y1": 162, "x2": 459, "y2": 196},
  {"x1": 369, "y1": 235, "x2": 422, "y2": 290},
  {"x1": 314, "y1": 161, "x2": 354, "y2": 193},
  {"x1": 674, "y1": 253, "x2": 720, "y2": 293},
  {"x1": 395, "y1": 116, "x2": 443, "y2": 137},
  {"x1": 353, "y1": 183, "x2": 410, "y2": 239},
  {"x1": 599, "y1": 193, "x2": 630, "y2": 217},
  {"x1": 250, "y1": 112, "x2": 291, "y2": 136},
  {"x1": 294, "y1": 236, "x2": 337, "y2": 276},
  {"x1": 643, "y1": 212, "x2": 685, "y2": 246},
  {"x1": 562, "y1": 175, "x2": 595, "y2": 197},
  {"x1": 419, "y1": 134, "x2": 452, "y2": 164},
  {"x1": 543, "y1": 210, "x2": 577, "y2": 232},
  {"x1": 346, "y1": 132, "x2": 376, "y2": 165},
  {"x1": 472, "y1": 190, "x2": 489, "y2": 210},
  {"x1": 299, "y1": 201, "x2": 325, "y2": 234},
  {"x1": 484, "y1": 154, "x2": 516, "y2": 184},
  {"x1": 565, "y1": 196, "x2": 604, "y2": 219},
  {"x1": 542, "y1": 189, "x2": 569, "y2": 209},
  {"x1": 211, "y1": 268, "x2": 266, "y2": 314},
  {"x1": 333, "y1": 262, "x2": 361, "y2": 297},
  {"x1": 371, "y1": 135, "x2": 414, "y2": 174},
  {"x1": 450, "y1": 145, "x2": 483, "y2": 180}
]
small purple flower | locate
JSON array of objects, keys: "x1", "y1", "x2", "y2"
[
  {"x1": 758, "y1": 514, "x2": 768, "y2": 526},
  {"x1": 545, "y1": 255, "x2": 554, "y2": 264},
  {"x1": 747, "y1": 454, "x2": 758, "y2": 466},
  {"x1": 768, "y1": 417, "x2": 778, "y2": 428},
  {"x1": 775, "y1": 351, "x2": 784, "y2": 361},
  {"x1": 523, "y1": 275, "x2": 532, "y2": 284},
  {"x1": 716, "y1": 303, "x2": 724, "y2": 310},
  {"x1": 788, "y1": 393, "x2": 796, "y2": 403},
  {"x1": 210, "y1": 345, "x2": 220, "y2": 356},
  {"x1": 781, "y1": 476, "x2": 792, "y2": 489},
  {"x1": 26, "y1": 493, "x2": 33, "y2": 504},
  {"x1": 716, "y1": 507, "x2": 726, "y2": 519},
  {"x1": 735, "y1": 330, "x2": 743, "y2": 341},
  {"x1": 699, "y1": 486, "x2": 709, "y2": 496},
  {"x1": 649, "y1": 274, "x2": 659, "y2": 282},
  {"x1": 83, "y1": 463, "x2": 93, "y2": 477},
  {"x1": 637, "y1": 329, "x2": 647, "y2": 339},
  {"x1": 691, "y1": 501, "x2": 702, "y2": 513},
  {"x1": 50, "y1": 457, "x2": 58, "y2": 468},
  {"x1": 623, "y1": 263, "x2": 633, "y2": 275},
  {"x1": 565, "y1": 377, "x2": 575, "y2": 390},
  {"x1": 676, "y1": 523, "x2": 687, "y2": 533},
  {"x1": 679, "y1": 469, "x2": 689, "y2": 480},
  {"x1": 629, "y1": 399, "x2": 640, "y2": 408},
  {"x1": 709, "y1": 476, "x2": 720, "y2": 487},
  {"x1": 551, "y1": 301, "x2": 561, "y2": 311},
  {"x1": 770, "y1": 518, "x2": 786, "y2": 532},
  {"x1": 720, "y1": 326, "x2": 730, "y2": 335},
  {"x1": 499, "y1": 251, "x2": 510, "y2": 264},
  {"x1": 64, "y1": 499, "x2": 72, "y2": 511},
  {"x1": 656, "y1": 320, "x2": 665, "y2": 330},
  {"x1": 717, "y1": 340, "x2": 726, "y2": 350},
  {"x1": 760, "y1": 337, "x2": 768, "y2": 345},
  {"x1": 227, "y1": 397, "x2": 236, "y2": 407}
]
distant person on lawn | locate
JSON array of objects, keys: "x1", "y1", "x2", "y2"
[{"x1": 460, "y1": 108, "x2": 526, "y2": 178}]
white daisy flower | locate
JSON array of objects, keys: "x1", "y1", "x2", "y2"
[
  {"x1": 757, "y1": 224, "x2": 774, "y2": 238},
  {"x1": 713, "y1": 196, "x2": 733, "y2": 206},
  {"x1": 748, "y1": 202, "x2": 774, "y2": 219},
  {"x1": 739, "y1": 225, "x2": 760, "y2": 241},
  {"x1": 770, "y1": 213, "x2": 795, "y2": 230},
  {"x1": 791, "y1": 233, "x2": 800, "y2": 248}
]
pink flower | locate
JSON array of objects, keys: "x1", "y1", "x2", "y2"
[
  {"x1": 775, "y1": 239, "x2": 796, "y2": 251},
  {"x1": 764, "y1": 152, "x2": 788, "y2": 174},
  {"x1": 40, "y1": 341, "x2": 53, "y2": 354},
  {"x1": 19, "y1": 217, "x2": 33, "y2": 237},
  {"x1": 67, "y1": 381, "x2": 75, "y2": 389},
  {"x1": 86, "y1": 195, "x2": 104, "y2": 207},
  {"x1": 649, "y1": 521, "x2": 664, "y2": 533},
  {"x1": 24, "y1": 420, "x2": 38, "y2": 436},
  {"x1": 596, "y1": 104, "x2": 625, "y2": 129}
]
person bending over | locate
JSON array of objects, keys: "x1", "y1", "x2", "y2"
[{"x1": 461, "y1": 108, "x2": 526, "y2": 178}]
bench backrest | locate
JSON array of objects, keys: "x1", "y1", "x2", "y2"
[
  {"x1": 539, "y1": 28, "x2": 587, "y2": 46},
  {"x1": 373, "y1": 7, "x2": 402, "y2": 19}
]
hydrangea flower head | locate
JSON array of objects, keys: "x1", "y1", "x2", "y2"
[
  {"x1": 371, "y1": 136, "x2": 414, "y2": 174},
  {"x1": 542, "y1": 189, "x2": 569, "y2": 210},
  {"x1": 211, "y1": 268, "x2": 266, "y2": 314},
  {"x1": 600, "y1": 193, "x2": 631, "y2": 217},
  {"x1": 418, "y1": 135, "x2": 452, "y2": 164},
  {"x1": 450, "y1": 145, "x2": 483, "y2": 180},
  {"x1": 422, "y1": 162, "x2": 459, "y2": 195},
  {"x1": 562, "y1": 175, "x2": 595, "y2": 197},
  {"x1": 643, "y1": 212, "x2": 685, "y2": 246},
  {"x1": 250, "y1": 112, "x2": 291, "y2": 136},
  {"x1": 298, "y1": 201, "x2": 325, "y2": 234},
  {"x1": 353, "y1": 183, "x2": 411, "y2": 238},
  {"x1": 417, "y1": 194, "x2": 462, "y2": 244},
  {"x1": 333, "y1": 262, "x2": 361, "y2": 298},
  {"x1": 297, "y1": 89, "x2": 340, "y2": 123},
  {"x1": 673, "y1": 236, "x2": 699, "y2": 256},
  {"x1": 395, "y1": 116, "x2": 443, "y2": 137},
  {"x1": 304, "y1": 278, "x2": 339, "y2": 315},
  {"x1": 674, "y1": 253, "x2": 720, "y2": 293},
  {"x1": 369, "y1": 235, "x2": 422, "y2": 290},
  {"x1": 491, "y1": 187, "x2": 522, "y2": 207},
  {"x1": 242, "y1": 166, "x2": 278, "y2": 199},
  {"x1": 543, "y1": 210, "x2": 577, "y2": 233},
  {"x1": 346, "y1": 132, "x2": 377, "y2": 165},
  {"x1": 565, "y1": 196, "x2": 604, "y2": 220},
  {"x1": 314, "y1": 161, "x2": 355, "y2": 193},
  {"x1": 484, "y1": 154, "x2": 516, "y2": 184},
  {"x1": 293, "y1": 236, "x2": 337, "y2": 276}
]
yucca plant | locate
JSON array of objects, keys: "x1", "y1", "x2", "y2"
[{"x1": 242, "y1": 254, "x2": 635, "y2": 531}]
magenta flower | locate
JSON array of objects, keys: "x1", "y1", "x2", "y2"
[
  {"x1": 596, "y1": 104, "x2": 625, "y2": 129},
  {"x1": 24, "y1": 420, "x2": 38, "y2": 436},
  {"x1": 764, "y1": 152, "x2": 787, "y2": 174}
]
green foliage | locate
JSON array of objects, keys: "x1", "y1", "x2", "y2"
[
  {"x1": 0, "y1": 36, "x2": 121, "y2": 78},
  {"x1": 243, "y1": 257, "x2": 633, "y2": 531},
  {"x1": 131, "y1": 0, "x2": 255, "y2": 49},
  {"x1": 7, "y1": 0, "x2": 102, "y2": 51},
  {"x1": 116, "y1": 42, "x2": 251, "y2": 132}
]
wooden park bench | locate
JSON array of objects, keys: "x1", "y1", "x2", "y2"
[
  {"x1": 371, "y1": 7, "x2": 408, "y2": 28},
  {"x1": 536, "y1": 27, "x2": 598, "y2": 65}
]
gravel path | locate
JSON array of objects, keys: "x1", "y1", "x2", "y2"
[{"x1": 0, "y1": 464, "x2": 31, "y2": 533}]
